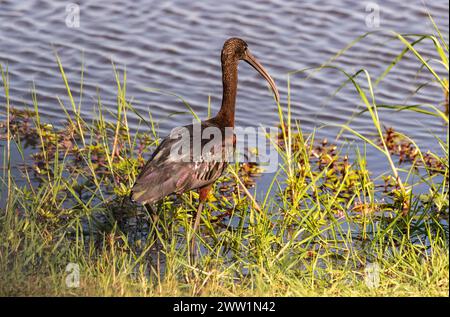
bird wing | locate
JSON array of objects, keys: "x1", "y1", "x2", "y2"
[{"x1": 131, "y1": 122, "x2": 231, "y2": 204}]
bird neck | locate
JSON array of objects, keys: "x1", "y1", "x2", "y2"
[{"x1": 216, "y1": 60, "x2": 238, "y2": 127}]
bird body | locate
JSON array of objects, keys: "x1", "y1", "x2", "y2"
[{"x1": 131, "y1": 119, "x2": 233, "y2": 204}]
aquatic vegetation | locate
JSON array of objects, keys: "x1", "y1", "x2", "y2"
[{"x1": 0, "y1": 25, "x2": 448, "y2": 296}]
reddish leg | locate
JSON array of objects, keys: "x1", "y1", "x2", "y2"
[
  {"x1": 199, "y1": 184, "x2": 212, "y2": 202},
  {"x1": 191, "y1": 184, "x2": 212, "y2": 257}
]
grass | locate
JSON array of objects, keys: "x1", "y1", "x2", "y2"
[{"x1": 0, "y1": 25, "x2": 448, "y2": 296}]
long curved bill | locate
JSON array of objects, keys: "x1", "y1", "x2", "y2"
[{"x1": 244, "y1": 51, "x2": 280, "y2": 103}]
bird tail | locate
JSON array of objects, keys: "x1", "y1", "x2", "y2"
[
  {"x1": 131, "y1": 183, "x2": 164, "y2": 205},
  {"x1": 131, "y1": 171, "x2": 181, "y2": 205}
]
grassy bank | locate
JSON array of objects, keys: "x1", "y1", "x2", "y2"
[{"x1": 0, "y1": 27, "x2": 448, "y2": 296}]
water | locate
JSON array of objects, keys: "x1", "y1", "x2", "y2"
[{"x1": 0, "y1": 0, "x2": 448, "y2": 184}]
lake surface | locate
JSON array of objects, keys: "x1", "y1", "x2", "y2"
[{"x1": 0, "y1": 0, "x2": 448, "y2": 180}]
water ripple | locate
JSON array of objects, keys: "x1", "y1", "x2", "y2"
[{"x1": 0, "y1": 0, "x2": 448, "y2": 158}]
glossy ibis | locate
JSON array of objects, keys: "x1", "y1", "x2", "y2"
[{"x1": 131, "y1": 38, "x2": 279, "y2": 251}]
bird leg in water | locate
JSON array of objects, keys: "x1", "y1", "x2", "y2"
[
  {"x1": 190, "y1": 185, "x2": 211, "y2": 258},
  {"x1": 191, "y1": 202, "x2": 204, "y2": 251},
  {"x1": 144, "y1": 203, "x2": 161, "y2": 247}
]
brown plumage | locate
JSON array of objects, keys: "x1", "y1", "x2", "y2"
[{"x1": 131, "y1": 38, "x2": 279, "y2": 252}]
